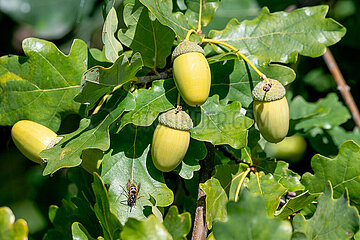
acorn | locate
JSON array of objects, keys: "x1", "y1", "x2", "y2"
[
  {"x1": 11, "y1": 120, "x2": 103, "y2": 172},
  {"x1": 172, "y1": 40, "x2": 211, "y2": 107},
  {"x1": 151, "y1": 107, "x2": 193, "y2": 172},
  {"x1": 252, "y1": 79, "x2": 289, "y2": 143},
  {"x1": 11, "y1": 120, "x2": 60, "y2": 164}
]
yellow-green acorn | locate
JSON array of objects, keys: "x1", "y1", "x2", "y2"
[
  {"x1": 151, "y1": 108, "x2": 193, "y2": 172},
  {"x1": 252, "y1": 79, "x2": 289, "y2": 143},
  {"x1": 11, "y1": 120, "x2": 59, "y2": 164},
  {"x1": 172, "y1": 40, "x2": 211, "y2": 107}
]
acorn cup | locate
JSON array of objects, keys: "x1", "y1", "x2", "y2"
[
  {"x1": 172, "y1": 40, "x2": 211, "y2": 107},
  {"x1": 11, "y1": 120, "x2": 103, "y2": 172},
  {"x1": 252, "y1": 79, "x2": 289, "y2": 143},
  {"x1": 151, "y1": 107, "x2": 193, "y2": 172}
]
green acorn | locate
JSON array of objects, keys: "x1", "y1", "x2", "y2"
[
  {"x1": 252, "y1": 79, "x2": 289, "y2": 143},
  {"x1": 151, "y1": 107, "x2": 193, "y2": 172},
  {"x1": 172, "y1": 40, "x2": 211, "y2": 107},
  {"x1": 11, "y1": 120, "x2": 60, "y2": 164}
]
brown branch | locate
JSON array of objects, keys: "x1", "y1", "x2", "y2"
[
  {"x1": 136, "y1": 68, "x2": 172, "y2": 84},
  {"x1": 322, "y1": 48, "x2": 360, "y2": 129},
  {"x1": 191, "y1": 142, "x2": 214, "y2": 240}
]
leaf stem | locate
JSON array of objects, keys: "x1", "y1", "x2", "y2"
[
  {"x1": 234, "y1": 167, "x2": 251, "y2": 202},
  {"x1": 196, "y1": 0, "x2": 203, "y2": 33},
  {"x1": 185, "y1": 29, "x2": 196, "y2": 41},
  {"x1": 202, "y1": 38, "x2": 270, "y2": 83},
  {"x1": 92, "y1": 84, "x2": 123, "y2": 115},
  {"x1": 176, "y1": 92, "x2": 181, "y2": 107}
]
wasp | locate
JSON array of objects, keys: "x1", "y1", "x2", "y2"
[{"x1": 120, "y1": 180, "x2": 142, "y2": 212}]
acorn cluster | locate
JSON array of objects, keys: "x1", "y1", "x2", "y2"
[{"x1": 11, "y1": 40, "x2": 290, "y2": 174}]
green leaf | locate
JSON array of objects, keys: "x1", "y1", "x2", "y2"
[
  {"x1": 41, "y1": 89, "x2": 135, "y2": 175},
  {"x1": 292, "y1": 182, "x2": 359, "y2": 240},
  {"x1": 0, "y1": 207, "x2": 28, "y2": 240},
  {"x1": 275, "y1": 191, "x2": 319, "y2": 220},
  {"x1": 208, "y1": 6, "x2": 346, "y2": 64},
  {"x1": 327, "y1": 126, "x2": 360, "y2": 147},
  {"x1": 0, "y1": 38, "x2": 88, "y2": 131},
  {"x1": 92, "y1": 173, "x2": 122, "y2": 240},
  {"x1": 118, "y1": 79, "x2": 177, "y2": 130},
  {"x1": 121, "y1": 215, "x2": 172, "y2": 240},
  {"x1": 246, "y1": 172, "x2": 287, "y2": 216},
  {"x1": 71, "y1": 222, "x2": 97, "y2": 240},
  {"x1": 200, "y1": 163, "x2": 249, "y2": 229},
  {"x1": 290, "y1": 93, "x2": 351, "y2": 132},
  {"x1": 163, "y1": 206, "x2": 191, "y2": 240},
  {"x1": 185, "y1": 0, "x2": 220, "y2": 28},
  {"x1": 209, "y1": 59, "x2": 295, "y2": 107},
  {"x1": 101, "y1": 125, "x2": 174, "y2": 224},
  {"x1": 303, "y1": 68, "x2": 336, "y2": 92},
  {"x1": 203, "y1": 0, "x2": 261, "y2": 33},
  {"x1": 118, "y1": 1, "x2": 175, "y2": 69},
  {"x1": 273, "y1": 161, "x2": 305, "y2": 192},
  {"x1": 212, "y1": 191, "x2": 292, "y2": 240},
  {"x1": 138, "y1": 0, "x2": 191, "y2": 40},
  {"x1": 74, "y1": 53, "x2": 143, "y2": 113},
  {"x1": 190, "y1": 95, "x2": 253, "y2": 149},
  {"x1": 174, "y1": 139, "x2": 207, "y2": 179},
  {"x1": 103, "y1": 7, "x2": 123, "y2": 62},
  {"x1": 302, "y1": 140, "x2": 360, "y2": 210}
]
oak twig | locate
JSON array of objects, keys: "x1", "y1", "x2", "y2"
[
  {"x1": 136, "y1": 69, "x2": 172, "y2": 84},
  {"x1": 191, "y1": 142, "x2": 215, "y2": 240},
  {"x1": 322, "y1": 48, "x2": 360, "y2": 129}
]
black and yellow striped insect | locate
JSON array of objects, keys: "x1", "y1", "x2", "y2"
[{"x1": 120, "y1": 180, "x2": 142, "y2": 212}]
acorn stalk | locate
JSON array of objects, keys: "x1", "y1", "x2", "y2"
[
  {"x1": 151, "y1": 107, "x2": 193, "y2": 172},
  {"x1": 252, "y1": 79, "x2": 289, "y2": 143},
  {"x1": 172, "y1": 40, "x2": 211, "y2": 107}
]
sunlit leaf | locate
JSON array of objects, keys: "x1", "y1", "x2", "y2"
[
  {"x1": 292, "y1": 182, "x2": 359, "y2": 240},
  {"x1": 138, "y1": 0, "x2": 191, "y2": 39},
  {"x1": 273, "y1": 161, "x2": 305, "y2": 192},
  {"x1": 327, "y1": 126, "x2": 360, "y2": 147},
  {"x1": 174, "y1": 139, "x2": 206, "y2": 179},
  {"x1": 302, "y1": 140, "x2": 360, "y2": 210},
  {"x1": 212, "y1": 190, "x2": 292, "y2": 240},
  {"x1": 71, "y1": 222, "x2": 97, "y2": 240},
  {"x1": 0, "y1": 38, "x2": 88, "y2": 131},
  {"x1": 118, "y1": 79, "x2": 177, "y2": 130},
  {"x1": 102, "y1": 7, "x2": 123, "y2": 62},
  {"x1": 121, "y1": 215, "x2": 172, "y2": 240},
  {"x1": 208, "y1": 6, "x2": 346, "y2": 64},
  {"x1": 118, "y1": 1, "x2": 175, "y2": 69},
  {"x1": 0, "y1": 207, "x2": 28, "y2": 240},
  {"x1": 275, "y1": 191, "x2": 319, "y2": 220},
  {"x1": 209, "y1": 59, "x2": 295, "y2": 107},
  {"x1": 163, "y1": 206, "x2": 191, "y2": 240},
  {"x1": 74, "y1": 53, "x2": 143, "y2": 114},
  {"x1": 246, "y1": 172, "x2": 287, "y2": 215},
  {"x1": 184, "y1": 0, "x2": 220, "y2": 28},
  {"x1": 92, "y1": 173, "x2": 122, "y2": 240},
  {"x1": 290, "y1": 93, "x2": 350, "y2": 132},
  {"x1": 200, "y1": 164, "x2": 249, "y2": 229},
  {"x1": 41, "y1": 89, "x2": 135, "y2": 175},
  {"x1": 190, "y1": 95, "x2": 253, "y2": 149}
]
